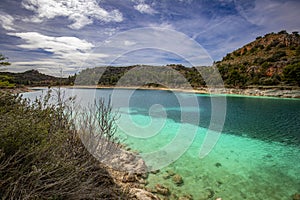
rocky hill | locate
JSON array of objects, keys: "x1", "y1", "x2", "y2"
[
  {"x1": 0, "y1": 70, "x2": 73, "y2": 87},
  {"x1": 215, "y1": 30, "x2": 300, "y2": 87},
  {"x1": 76, "y1": 31, "x2": 300, "y2": 88}
]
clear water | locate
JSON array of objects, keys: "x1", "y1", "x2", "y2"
[{"x1": 23, "y1": 88, "x2": 300, "y2": 199}]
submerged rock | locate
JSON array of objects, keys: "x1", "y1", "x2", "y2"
[
  {"x1": 172, "y1": 174, "x2": 184, "y2": 186},
  {"x1": 155, "y1": 184, "x2": 170, "y2": 196},
  {"x1": 293, "y1": 193, "x2": 300, "y2": 200},
  {"x1": 162, "y1": 173, "x2": 171, "y2": 179},
  {"x1": 166, "y1": 169, "x2": 175, "y2": 176},
  {"x1": 198, "y1": 188, "x2": 215, "y2": 199},
  {"x1": 151, "y1": 169, "x2": 160, "y2": 174},
  {"x1": 216, "y1": 181, "x2": 223, "y2": 187},
  {"x1": 215, "y1": 162, "x2": 222, "y2": 168},
  {"x1": 178, "y1": 194, "x2": 193, "y2": 200}
]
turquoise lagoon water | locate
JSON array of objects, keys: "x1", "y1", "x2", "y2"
[{"x1": 23, "y1": 88, "x2": 300, "y2": 199}]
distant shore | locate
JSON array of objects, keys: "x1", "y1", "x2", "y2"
[
  {"x1": 0, "y1": 86, "x2": 33, "y2": 94},
  {"x1": 32, "y1": 85, "x2": 300, "y2": 99}
]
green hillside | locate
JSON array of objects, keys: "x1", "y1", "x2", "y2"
[
  {"x1": 0, "y1": 70, "x2": 74, "y2": 88},
  {"x1": 74, "y1": 64, "x2": 207, "y2": 88},
  {"x1": 216, "y1": 30, "x2": 300, "y2": 87}
]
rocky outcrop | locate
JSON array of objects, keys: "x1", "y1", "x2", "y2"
[
  {"x1": 130, "y1": 188, "x2": 160, "y2": 200},
  {"x1": 206, "y1": 88, "x2": 300, "y2": 98},
  {"x1": 122, "y1": 172, "x2": 137, "y2": 183},
  {"x1": 92, "y1": 141, "x2": 147, "y2": 174},
  {"x1": 97, "y1": 144, "x2": 159, "y2": 199}
]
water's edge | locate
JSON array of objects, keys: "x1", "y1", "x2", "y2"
[{"x1": 28, "y1": 86, "x2": 300, "y2": 99}]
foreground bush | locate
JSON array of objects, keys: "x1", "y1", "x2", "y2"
[{"x1": 0, "y1": 91, "x2": 128, "y2": 199}]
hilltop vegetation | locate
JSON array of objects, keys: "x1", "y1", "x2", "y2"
[
  {"x1": 75, "y1": 64, "x2": 207, "y2": 88},
  {"x1": 0, "y1": 55, "x2": 76, "y2": 88},
  {"x1": 216, "y1": 30, "x2": 300, "y2": 87},
  {"x1": 0, "y1": 70, "x2": 75, "y2": 88}
]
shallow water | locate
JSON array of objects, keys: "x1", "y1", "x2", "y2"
[{"x1": 23, "y1": 88, "x2": 300, "y2": 199}]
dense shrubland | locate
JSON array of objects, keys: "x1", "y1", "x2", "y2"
[
  {"x1": 215, "y1": 30, "x2": 300, "y2": 87},
  {"x1": 0, "y1": 89, "x2": 128, "y2": 199}
]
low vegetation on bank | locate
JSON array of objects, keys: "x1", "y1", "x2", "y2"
[{"x1": 0, "y1": 90, "x2": 130, "y2": 199}]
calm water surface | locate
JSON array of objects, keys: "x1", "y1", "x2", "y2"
[{"x1": 24, "y1": 88, "x2": 300, "y2": 200}]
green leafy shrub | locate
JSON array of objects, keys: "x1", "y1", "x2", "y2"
[
  {"x1": 265, "y1": 45, "x2": 272, "y2": 51},
  {"x1": 254, "y1": 57, "x2": 265, "y2": 65},
  {"x1": 259, "y1": 77, "x2": 280, "y2": 85},
  {"x1": 261, "y1": 62, "x2": 271, "y2": 69},
  {"x1": 296, "y1": 46, "x2": 300, "y2": 56},
  {"x1": 283, "y1": 62, "x2": 300, "y2": 86},
  {"x1": 250, "y1": 47, "x2": 257, "y2": 53},
  {"x1": 267, "y1": 51, "x2": 287, "y2": 62},
  {"x1": 0, "y1": 80, "x2": 15, "y2": 88}
]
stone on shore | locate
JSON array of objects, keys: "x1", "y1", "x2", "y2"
[
  {"x1": 122, "y1": 172, "x2": 137, "y2": 183},
  {"x1": 130, "y1": 188, "x2": 160, "y2": 200}
]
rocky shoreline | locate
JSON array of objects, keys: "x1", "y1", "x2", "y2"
[
  {"x1": 0, "y1": 86, "x2": 33, "y2": 94},
  {"x1": 206, "y1": 87, "x2": 300, "y2": 98},
  {"x1": 101, "y1": 146, "x2": 198, "y2": 199}
]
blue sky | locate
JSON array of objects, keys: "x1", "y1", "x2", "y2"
[{"x1": 0, "y1": 0, "x2": 299, "y2": 76}]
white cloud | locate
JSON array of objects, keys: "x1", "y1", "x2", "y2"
[
  {"x1": 100, "y1": 27, "x2": 212, "y2": 66},
  {"x1": 103, "y1": 28, "x2": 118, "y2": 36},
  {"x1": 8, "y1": 60, "x2": 79, "y2": 76},
  {"x1": 8, "y1": 32, "x2": 94, "y2": 53},
  {"x1": 7, "y1": 32, "x2": 108, "y2": 75},
  {"x1": 134, "y1": 3, "x2": 157, "y2": 14},
  {"x1": 178, "y1": 0, "x2": 193, "y2": 3},
  {"x1": 21, "y1": 0, "x2": 123, "y2": 29},
  {"x1": 148, "y1": 22, "x2": 174, "y2": 29},
  {"x1": 124, "y1": 40, "x2": 136, "y2": 46},
  {"x1": 0, "y1": 12, "x2": 15, "y2": 31}
]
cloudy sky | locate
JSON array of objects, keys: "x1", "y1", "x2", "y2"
[{"x1": 0, "y1": 0, "x2": 299, "y2": 76}]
